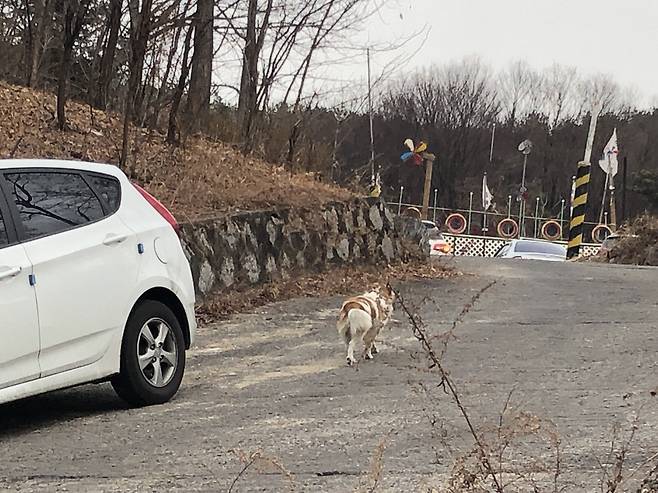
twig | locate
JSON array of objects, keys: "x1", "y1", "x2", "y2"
[
  {"x1": 393, "y1": 280, "x2": 503, "y2": 492},
  {"x1": 7, "y1": 136, "x2": 23, "y2": 158},
  {"x1": 228, "y1": 454, "x2": 259, "y2": 493}
]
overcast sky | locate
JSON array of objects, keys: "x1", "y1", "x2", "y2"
[{"x1": 357, "y1": 0, "x2": 657, "y2": 105}]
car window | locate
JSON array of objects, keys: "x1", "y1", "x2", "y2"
[
  {"x1": 0, "y1": 207, "x2": 8, "y2": 246},
  {"x1": 4, "y1": 171, "x2": 105, "y2": 240},
  {"x1": 514, "y1": 240, "x2": 566, "y2": 256},
  {"x1": 86, "y1": 174, "x2": 121, "y2": 213},
  {"x1": 495, "y1": 244, "x2": 510, "y2": 257},
  {"x1": 602, "y1": 235, "x2": 619, "y2": 248}
]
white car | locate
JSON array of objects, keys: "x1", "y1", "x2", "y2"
[
  {"x1": 422, "y1": 220, "x2": 453, "y2": 256},
  {"x1": 494, "y1": 239, "x2": 566, "y2": 262},
  {"x1": 0, "y1": 159, "x2": 196, "y2": 407}
]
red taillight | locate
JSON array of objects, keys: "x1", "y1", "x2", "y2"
[
  {"x1": 132, "y1": 183, "x2": 180, "y2": 236},
  {"x1": 432, "y1": 242, "x2": 451, "y2": 253}
]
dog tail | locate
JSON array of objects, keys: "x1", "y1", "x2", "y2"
[{"x1": 337, "y1": 308, "x2": 371, "y2": 344}]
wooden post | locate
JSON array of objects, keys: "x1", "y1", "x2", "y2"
[{"x1": 421, "y1": 153, "x2": 436, "y2": 220}]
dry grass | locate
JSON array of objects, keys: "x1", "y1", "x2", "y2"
[
  {"x1": 0, "y1": 81, "x2": 353, "y2": 220},
  {"x1": 606, "y1": 214, "x2": 658, "y2": 266}
]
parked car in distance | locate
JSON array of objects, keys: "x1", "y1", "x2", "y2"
[
  {"x1": 0, "y1": 159, "x2": 196, "y2": 407},
  {"x1": 597, "y1": 233, "x2": 636, "y2": 258},
  {"x1": 429, "y1": 233, "x2": 453, "y2": 256},
  {"x1": 422, "y1": 220, "x2": 453, "y2": 256},
  {"x1": 494, "y1": 239, "x2": 566, "y2": 262}
]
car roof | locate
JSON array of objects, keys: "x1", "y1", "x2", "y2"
[{"x1": 0, "y1": 159, "x2": 123, "y2": 178}]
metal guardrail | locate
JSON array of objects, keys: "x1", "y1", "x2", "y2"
[{"x1": 388, "y1": 195, "x2": 610, "y2": 244}]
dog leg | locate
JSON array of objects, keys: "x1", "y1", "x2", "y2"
[
  {"x1": 363, "y1": 324, "x2": 379, "y2": 360},
  {"x1": 346, "y1": 338, "x2": 357, "y2": 366}
]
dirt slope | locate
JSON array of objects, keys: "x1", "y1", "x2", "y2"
[{"x1": 0, "y1": 81, "x2": 353, "y2": 219}]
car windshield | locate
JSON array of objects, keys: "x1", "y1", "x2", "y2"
[{"x1": 514, "y1": 240, "x2": 565, "y2": 256}]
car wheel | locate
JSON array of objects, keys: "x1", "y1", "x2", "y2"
[{"x1": 111, "y1": 300, "x2": 186, "y2": 407}]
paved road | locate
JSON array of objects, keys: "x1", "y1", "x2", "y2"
[{"x1": 1, "y1": 258, "x2": 657, "y2": 492}]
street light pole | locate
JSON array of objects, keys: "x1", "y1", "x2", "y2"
[{"x1": 517, "y1": 140, "x2": 533, "y2": 238}]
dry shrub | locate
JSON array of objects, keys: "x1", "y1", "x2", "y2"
[
  {"x1": 607, "y1": 214, "x2": 658, "y2": 265},
  {"x1": 0, "y1": 81, "x2": 353, "y2": 220},
  {"x1": 443, "y1": 411, "x2": 562, "y2": 493}
]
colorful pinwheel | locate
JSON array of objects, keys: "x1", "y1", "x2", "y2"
[{"x1": 400, "y1": 139, "x2": 427, "y2": 166}]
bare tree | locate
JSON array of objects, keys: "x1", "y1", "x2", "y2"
[
  {"x1": 167, "y1": 21, "x2": 194, "y2": 144},
  {"x1": 186, "y1": 0, "x2": 213, "y2": 130},
  {"x1": 236, "y1": 0, "x2": 273, "y2": 149},
  {"x1": 57, "y1": 0, "x2": 90, "y2": 130},
  {"x1": 27, "y1": 0, "x2": 55, "y2": 87},
  {"x1": 94, "y1": 0, "x2": 122, "y2": 109},
  {"x1": 539, "y1": 63, "x2": 580, "y2": 127},
  {"x1": 120, "y1": 0, "x2": 154, "y2": 168},
  {"x1": 498, "y1": 60, "x2": 540, "y2": 126}
]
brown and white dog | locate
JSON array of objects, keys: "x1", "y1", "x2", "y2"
[{"x1": 337, "y1": 284, "x2": 396, "y2": 365}]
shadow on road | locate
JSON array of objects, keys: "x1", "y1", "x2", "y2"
[{"x1": 0, "y1": 383, "x2": 128, "y2": 439}]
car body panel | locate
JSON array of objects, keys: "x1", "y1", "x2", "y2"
[
  {"x1": 0, "y1": 159, "x2": 196, "y2": 405},
  {"x1": 0, "y1": 244, "x2": 40, "y2": 391},
  {"x1": 21, "y1": 211, "x2": 141, "y2": 377}
]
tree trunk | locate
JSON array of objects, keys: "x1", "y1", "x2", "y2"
[
  {"x1": 120, "y1": 0, "x2": 153, "y2": 169},
  {"x1": 186, "y1": 0, "x2": 213, "y2": 131},
  {"x1": 95, "y1": 0, "x2": 122, "y2": 109},
  {"x1": 237, "y1": 0, "x2": 258, "y2": 146},
  {"x1": 238, "y1": 0, "x2": 272, "y2": 150},
  {"x1": 56, "y1": 0, "x2": 88, "y2": 130},
  {"x1": 150, "y1": 0, "x2": 191, "y2": 128},
  {"x1": 167, "y1": 24, "x2": 194, "y2": 145},
  {"x1": 56, "y1": 42, "x2": 74, "y2": 130},
  {"x1": 28, "y1": 0, "x2": 53, "y2": 87}
]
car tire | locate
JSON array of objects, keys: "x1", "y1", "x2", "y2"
[{"x1": 111, "y1": 300, "x2": 186, "y2": 407}]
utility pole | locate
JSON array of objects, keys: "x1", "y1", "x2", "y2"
[
  {"x1": 609, "y1": 173, "x2": 617, "y2": 229},
  {"x1": 621, "y1": 156, "x2": 628, "y2": 222},
  {"x1": 367, "y1": 47, "x2": 375, "y2": 185}
]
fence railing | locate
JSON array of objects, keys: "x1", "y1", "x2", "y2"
[{"x1": 388, "y1": 187, "x2": 612, "y2": 243}]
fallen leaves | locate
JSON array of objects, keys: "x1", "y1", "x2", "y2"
[{"x1": 0, "y1": 80, "x2": 354, "y2": 220}]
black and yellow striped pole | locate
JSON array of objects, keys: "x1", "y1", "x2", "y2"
[
  {"x1": 567, "y1": 161, "x2": 591, "y2": 259},
  {"x1": 567, "y1": 104, "x2": 601, "y2": 259}
]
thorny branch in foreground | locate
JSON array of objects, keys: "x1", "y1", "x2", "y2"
[
  {"x1": 392, "y1": 281, "x2": 504, "y2": 493},
  {"x1": 227, "y1": 449, "x2": 295, "y2": 493}
]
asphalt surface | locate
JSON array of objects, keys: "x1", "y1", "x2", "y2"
[{"x1": 1, "y1": 258, "x2": 657, "y2": 492}]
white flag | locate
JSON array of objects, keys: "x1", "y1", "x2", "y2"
[
  {"x1": 482, "y1": 173, "x2": 493, "y2": 211},
  {"x1": 598, "y1": 128, "x2": 619, "y2": 177},
  {"x1": 570, "y1": 176, "x2": 576, "y2": 215}
]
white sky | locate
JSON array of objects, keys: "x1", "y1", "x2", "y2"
[{"x1": 355, "y1": 0, "x2": 658, "y2": 105}]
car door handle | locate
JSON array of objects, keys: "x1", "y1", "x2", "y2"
[
  {"x1": 102, "y1": 234, "x2": 128, "y2": 246},
  {"x1": 0, "y1": 266, "x2": 22, "y2": 281}
]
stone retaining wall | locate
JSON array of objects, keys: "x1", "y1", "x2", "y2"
[{"x1": 180, "y1": 198, "x2": 429, "y2": 299}]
